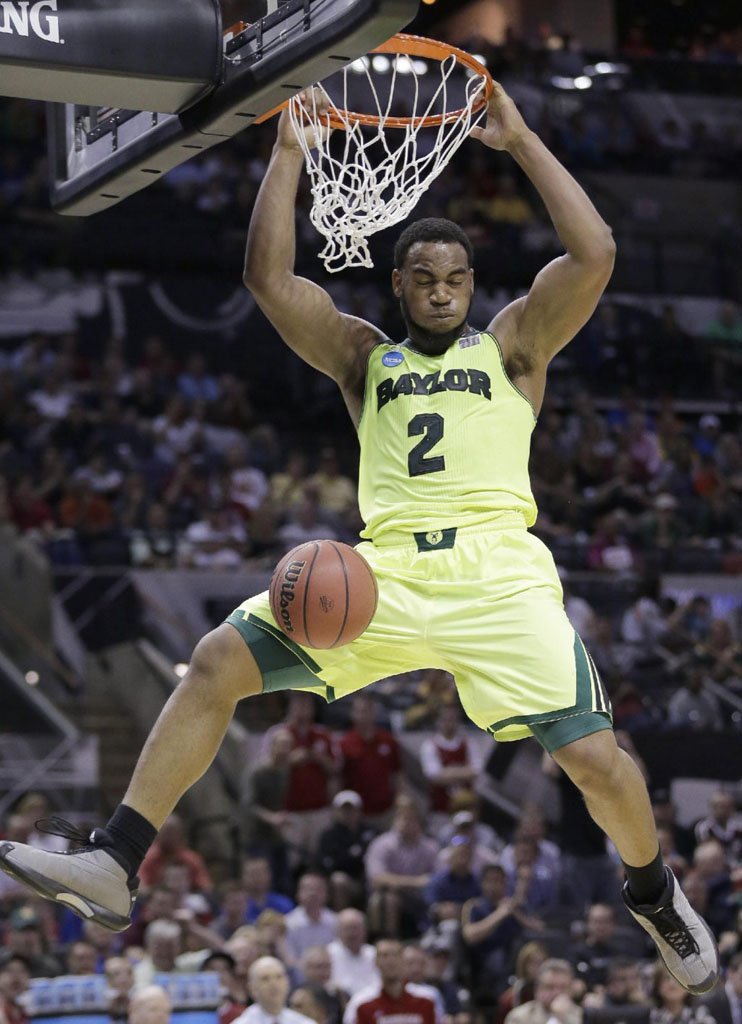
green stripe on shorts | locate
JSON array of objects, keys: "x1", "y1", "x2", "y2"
[
  {"x1": 530, "y1": 711, "x2": 613, "y2": 754},
  {"x1": 225, "y1": 610, "x2": 323, "y2": 693},
  {"x1": 487, "y1": 632, "x2": 611, "y2": 740}
]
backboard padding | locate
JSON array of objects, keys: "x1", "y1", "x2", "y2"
[{"x1": 47, "y1": 0, "x2": 419, "y2": 215}]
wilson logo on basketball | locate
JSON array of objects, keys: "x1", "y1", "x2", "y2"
[
  {"x1": 277, "y1": 559, "x2": 306, "y2": 633},
  {"x1": 319, "y1": 596, "x2": 335, "y2": 613},
  {"x1": 0, "y1": 0, "x2": 62, "y2": 44}
]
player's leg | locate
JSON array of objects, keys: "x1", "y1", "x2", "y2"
[
  {"x1": 550, "y1": 728, "x2": 656, "y2": 870},
  {"x1": 0, "y1": 622, "x2": 262, "y2": 931},
  {"x1": 551, "y1": 727, "x2": 719, "y2": 995},
  {"x1": 121, "y1": 623, "x2": 263, "y2": 827},
  {"x1": 0, "y1": 540, "x2": 429, "y2": 933},
  {"x1": 432, "y1": 524, "x2": 718, "y2": 995}
]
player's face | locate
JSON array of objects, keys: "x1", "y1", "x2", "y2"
[{"x1": 392, "y1": 241, "x2": 474, "y2": 355}]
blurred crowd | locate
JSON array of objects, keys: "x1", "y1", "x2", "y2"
[
  {"x1": 617, "y1": 15, "x2": 742, "y2": 63},
  {"x1": 0, "y1": 293, "x2": 740, "y2": 572},
  {"x1": 2, "y1": 13, "x2": 742, "y2": 238},
  {"x1": 2, "y1": 704, "x2": 742, "y2": 1024}
]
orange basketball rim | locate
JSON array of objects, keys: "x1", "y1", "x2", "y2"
[{"x1": 256, "y1": 33, "x2": 494, "y2": 128}]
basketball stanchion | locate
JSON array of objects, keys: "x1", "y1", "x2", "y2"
[{"x1": 287, "y1": 34, "x2": 494, "y2": 272}]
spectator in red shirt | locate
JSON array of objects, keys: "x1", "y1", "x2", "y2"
[
  {"x1": 264, "y1": 694, "x2": 339, "y2": 862},
  {"x1": 58, "y1": 479, "x2": 113, "y2": 534},
  {"x1": 419, "y1": 706, "x2": 483, "y2": 830},
  {"x1": 343, "y1": 939, "x2": 436, "y2": 1024},
  {"x1": 340, "y1": 694, "x2": 401, "y2": 827},
  {"x1": 9, "y1": 476, "x2": 54, "y2": 534},
  {"x1": 138, "y1": 813, "x2": 213, "y2": 893}
]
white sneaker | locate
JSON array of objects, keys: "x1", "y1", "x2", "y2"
[
  {"x1": 622, "y1": 867, "x2": 719, "y2": 994},
  {"x1": 0, "y1": 820, "x2": 137, "y2": 932}
]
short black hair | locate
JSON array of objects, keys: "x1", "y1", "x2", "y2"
[
  {"x1": 202, "y1": 950, "x2": 236, "y2": 971},
  {"x1": 0, "y1": 952, "x2": 32, "y2": 972},
  {"x1": 394, "y1": 218, "x2": 474, "y2": 270},
  {"x1": 606, "y1": 957, "x2": 639, "y2": 980},
  {"x1": 730, "y1": 952, "x2": 742, "y2": 972}
]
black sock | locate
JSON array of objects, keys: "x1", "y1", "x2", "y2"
[
  {"x1": 104, "y1": 804, "x2": 158, "y2": 877},
  {"x1": 623, "y1": 845, "x2": 666, "y2": 905}
]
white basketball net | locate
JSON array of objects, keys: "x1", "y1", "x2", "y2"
[{"x1": 289, "y1": 50, "x2": 488, "y2": 273}]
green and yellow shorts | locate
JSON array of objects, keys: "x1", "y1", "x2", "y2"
[{"x1": 226, "y1": 511, "x2": 612, "y2": 754}]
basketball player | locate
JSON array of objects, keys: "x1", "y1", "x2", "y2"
[{"x1": 0, "y1": 83, "x2": 718, "y2": 994}]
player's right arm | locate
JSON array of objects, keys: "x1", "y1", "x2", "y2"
[{"x1": 243, "y1": 95, "x2": 383, "y2": 389}]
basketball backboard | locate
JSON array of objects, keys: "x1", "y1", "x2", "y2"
[{"x1": 45, "y1": 0, "x2": 419, "y2": 216}]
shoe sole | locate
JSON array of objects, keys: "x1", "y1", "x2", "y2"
[{"x1": 0, "y1": 842, "x2": 133, "y2": 933}]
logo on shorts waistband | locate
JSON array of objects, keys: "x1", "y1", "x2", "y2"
[{"x1": 413, "y1": 528, "x2": 457, "y2": 552}]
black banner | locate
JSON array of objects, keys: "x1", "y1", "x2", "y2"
[{"x1": 0, "y1": 0, "x2": 222, "y2": 112}]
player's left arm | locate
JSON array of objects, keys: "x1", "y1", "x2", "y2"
[{"x1": 472, "y1": 83, "x2": 616, "y2": 367}]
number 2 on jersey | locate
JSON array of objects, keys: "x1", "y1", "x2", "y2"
[{"x1": 408, "y1": 413, "x2": 445, "y2": 477}]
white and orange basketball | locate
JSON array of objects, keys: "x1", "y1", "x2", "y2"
[{"x1": 269, "y1": 540, "x2": 378, "y2": 649}]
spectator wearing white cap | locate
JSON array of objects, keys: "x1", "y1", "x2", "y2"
[
  {"x1": 435, "y1": 811, "x2": 502, "y2": 874},
  {"x1": 439, "y1": 794, "x2": 503, "y2": 852},
  {"x1": 694, "y1": 413, "x2": 722, "y2": 457},
  {"x1": 318, "y1": 792, "x2": 377, "y2": 911},
  {"x1": 638, "y1": 493, "x2": 688, "y2": 552}
]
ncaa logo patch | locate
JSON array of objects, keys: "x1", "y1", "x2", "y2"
[
  {"x1": 382, "y1": 350, "x2": 404, "y2": 367},
  {"x1": 425, "y1": 531, "x2": 444, "y2": 546}
]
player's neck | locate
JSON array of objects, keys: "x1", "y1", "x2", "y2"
[{"x1": 404, "y1": 321, "x2": 471, "y2": 355}]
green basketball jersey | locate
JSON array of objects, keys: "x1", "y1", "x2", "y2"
[{"x1": 356, "y1": 331, "x2": 538, "y2": 540}]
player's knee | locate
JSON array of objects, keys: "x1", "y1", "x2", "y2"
[
  {"x1": 553, "y1": 729, "x2": 620, "y2": 794},
  {"x1": 185, "y1": 623, "x2": 263, "y2": 702}
]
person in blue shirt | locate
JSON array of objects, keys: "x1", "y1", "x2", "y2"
[
  {"x1": 242, "y1": 855, "x2": 294, "y2": 924},
  {"x1": 462, "y1": 863, "x2": 543, "y2": 996},
  {"x1": 424, "y1": 836, "x2": 481, "y2": 920}
]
